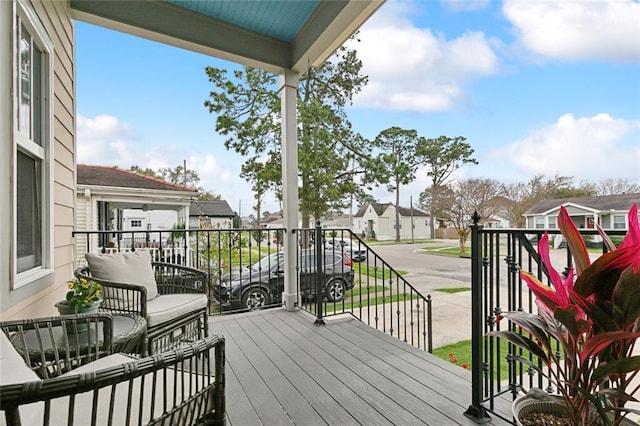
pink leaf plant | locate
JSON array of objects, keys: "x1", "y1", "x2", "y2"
[{"x1": 491, "y1": 204, "x2": 640, "y2": 425}]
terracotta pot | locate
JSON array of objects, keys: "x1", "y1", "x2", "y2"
[{"x1": 54, "y1": 300, "x2": 101, "y2": 332}]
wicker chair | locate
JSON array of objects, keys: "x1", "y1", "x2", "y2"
[
  {"x1": 0, "y1": 315, "x2": 225, "y2": 426},
  {"x1": 0, "y1": 314, "x2": 114, "y2": 379},
  {"x1": 76, "y1": 259, "x2": 209, "y2": 355}
]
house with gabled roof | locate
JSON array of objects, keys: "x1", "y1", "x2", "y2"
[
  {"x1": 75, "y1": 164, "x2": 198, "y2": 260},
  {"x1": 524, "y1": 193, "x2": 640, "y2": 231},
  {"x1": 189, "y1": 200, "x2": 235, "y2": 229},
  {"x1": 354, "y1": 202, "x2": 430, "y2": 240}
]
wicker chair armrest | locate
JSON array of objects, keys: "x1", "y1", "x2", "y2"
[
  {"x1": 152, "y1": 262, "x2": 209, "y2": 296},
  {"x1": 74, "y1": 267, "x2": 148, "y2": 316},
  {"x1": 0, "y1": 335, "x2": 225, "y2": 426},
  {"x1": 0, "y1": 314, "x2": 114, "y2": 379}
]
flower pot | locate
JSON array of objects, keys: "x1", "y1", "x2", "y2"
[
  {"x1": 513, "y1": 390, "x2": 637, "y2": 426},
  {"x1": 55, "y1": 300, "x2": 101, "y2": 333},
  {"x1": 512, "y1": 392, "x2": 568, "y2": 426}
]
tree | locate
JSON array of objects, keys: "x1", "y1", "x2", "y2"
[
  {"x1": 158, "y1": 164, "x2": 201, "y2": 188},
  {"x1": 416, "y1": 136, "x2": 477, "y2": 238},
  {"x1": 441, "y1": 178, "x2": 502, "y2": 253},
  {"x1": 204, "y1": 40, "x2": 370, "y2": 229},
  {"x1": 595, "y1": 178, "x2": 640, "y2": 196},
  {"x1": 130, "y1": 164, "x2": 220, "y2": 200},
  {"x1": 130, "y1": 165, "x2": 160, "y2": 178},
  {"x1": 370, "y1": 127, "x2": 421, "y2": 242},
  {"x1": 500, "y1": 174, "x2": 596, "y2": 227}
]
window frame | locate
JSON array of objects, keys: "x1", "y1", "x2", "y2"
[
  {"x1": 12, "y1": 0, "x2": 54, "y2": 289},
  {"x1": 612, "y1": 215, "x2": 626, "y2": 230}
]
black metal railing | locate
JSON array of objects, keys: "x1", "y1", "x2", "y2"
[
  {"x1": 295, "y1": 224, "x2": 433, "y2": 352},
  {"x1": 73, "y1": 225, "x2": 433, "y2": 352},
  {"x1": 464, "y1": 216, "x2": 626, "y2": 424}
]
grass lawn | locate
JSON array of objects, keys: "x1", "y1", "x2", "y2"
[
  {"x1": 433, "y1": 338, "x2": 513, "y2": 381},
  {"x1": 433, "y1": 287, "x2": 471, "y2": 294},
  {"x1": 324, "y1": 293, "x2": 420, "y2": 314},
  {"x1": 422, "y1": 246, "x2": 471, "y2": 258},
  {"x1": 353, "y1": 263, "x2": 407, "y2": 278}
]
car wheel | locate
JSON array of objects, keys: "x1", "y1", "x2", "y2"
[
  {"x1": 242, "y1": 288, "x2": 269, "y2": 310},
  {"x1": 326, "y1": 279, "x2": 346, "y2": 302}
]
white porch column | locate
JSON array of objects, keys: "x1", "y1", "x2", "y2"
[{"x1": 280, "y1": 69, "x2": 300, "y2": 311}]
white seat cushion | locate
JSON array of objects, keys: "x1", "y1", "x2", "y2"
[
  {"x1": 0, "y1": 332, "x2": 44, "y2": 426},
  {"x1": 146, "y1": 294, "x2": 207, "y2": 327},
  {"x1": 85, "y1": 250, "x2": 159, "y2": 300}
]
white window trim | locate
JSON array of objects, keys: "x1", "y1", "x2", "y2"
[{"x1": 12, "y1": 0, "x2": 54, "y2": 289}]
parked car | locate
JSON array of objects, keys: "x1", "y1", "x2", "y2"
[
  {"x1": 324, "y1": 237, "x2": 367, "y2": 262},
  {"x1": 213, "y1": 250, "x2": 355, "y2": 311}
]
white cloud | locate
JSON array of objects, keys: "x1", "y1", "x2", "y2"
[
  {"x1": 77, "y1": 114, "x2": 134, "y2": 165},
  {"x1": 77, "y1": 114, "x2": 255, "y2": 210},
  {"x1": 503, "y1": 0, "x2": 640, "y2": 62},
  {"x1": 489, "y1": 113, "x2": 640, "y2": 182},
  {"x1": 349, "y1": 4, "x2": 500, "y2": 112}
]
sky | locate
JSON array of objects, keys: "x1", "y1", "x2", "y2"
[{"x1": 75, "y1": 0, "x2": 640, "y2": 217}]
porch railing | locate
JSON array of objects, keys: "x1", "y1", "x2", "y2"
[
  {"x1": 73, "y1": 226, "x2": 433, "y2": 352},
  {"x1": 297, "y1": 224, "x2": 433, "y2": 352},
  {"x1": 465, "y1": 214, "x2": 626, "y2": 424}
]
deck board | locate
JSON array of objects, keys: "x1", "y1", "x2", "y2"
[{"x1": 209, "y1": 308, "x2": 512, "y2": 426}]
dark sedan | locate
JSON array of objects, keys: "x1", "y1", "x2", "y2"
[{"x1": 213, "y1": 250, "x2": 355, "y2": 311}]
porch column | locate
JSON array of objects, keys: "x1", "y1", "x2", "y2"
[{"x1": 280, "y1": 69, "x2": 300, "y2": 311}]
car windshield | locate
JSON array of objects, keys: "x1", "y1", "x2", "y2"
[{"x1": 251, "y1": 253, "x2": 282, "y2": 271}]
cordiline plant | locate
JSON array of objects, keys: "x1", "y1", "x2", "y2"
[{"x1": 492, "y1": 204, "x2": 640, "y2": 426}]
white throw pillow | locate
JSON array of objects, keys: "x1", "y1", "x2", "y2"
[{"x1": 85, "y1": 250, "x2": 159, "y2": 300}]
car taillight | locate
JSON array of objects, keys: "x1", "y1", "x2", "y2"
[{"x1": 343, "y1": 253, "x2": 353, "y2": 267}]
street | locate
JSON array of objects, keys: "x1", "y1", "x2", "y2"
[{"x1": 370, "y1": 242, "x2": 475, "y2": 347}]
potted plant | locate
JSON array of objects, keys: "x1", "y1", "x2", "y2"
[
  {"x1": 492, "y1": 204, "x2": 640, "y2": 426},
  {"x1": 55, "y1": 277, "x2": 103, "y2": 315}
]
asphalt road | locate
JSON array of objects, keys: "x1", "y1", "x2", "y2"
[
  {"x1": 370, "y1": 242, "x2": 475, "y2": 347},
  {"x1": 371, "y1": 242, "x2": 472, "y2": 293}
]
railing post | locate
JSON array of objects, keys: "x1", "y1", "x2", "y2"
[
  {"x1": 465, "y1": 211, "x2": 491, "y2": 423},
  {"x1": 314, "y1": 220, "x2": 325, "y2": 325}
]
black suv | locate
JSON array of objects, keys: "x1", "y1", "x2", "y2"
[{"x1": 214, "y1": 250, "x2": 355, "y2": 311}]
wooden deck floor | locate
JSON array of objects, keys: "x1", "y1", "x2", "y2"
[{"x1": 208, "y1": 308, "x2": 512, "y2": 426}]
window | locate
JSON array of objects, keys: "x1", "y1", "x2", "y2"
[
  {"x1": 548, "y1": 216, "x2": 557, "y2": 229},
  {"x1": 130, "y1": 220, "x2": 142, "y2": 228},
  {"x1": 613, "y1": 215, "x2": 626, "y2": 230},
  {"x1": 13, "y1": 1, "x2": 53, "y2": 286},
  {"x1": 535, "y1": 217, "x2": 545, "y2": 229}
]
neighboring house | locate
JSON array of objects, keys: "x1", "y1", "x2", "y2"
[
  {"x1": 354, "y1": 203, "x2": 430, "y2": 241},
  {"x1": 524, "y1": 193, "x2": 640, "y2": 231},
  {"x1": 484, "y1": 211, "x2": 512, "y2": 229},
  {"x1": 189, "y1": 200, "x2": 236, "y2": 229},
  {"x1": 76, "y1": 165, "x2": 197, "y2": 261},
  {"x1": 0, "y1": 0, "x2": 381, "y2": 320}
]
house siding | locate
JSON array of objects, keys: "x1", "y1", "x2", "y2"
[{"x1": 1, "y1": 0, "x2": 75, "y2": 320}]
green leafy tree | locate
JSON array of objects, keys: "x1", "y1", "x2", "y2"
[
  {"x1": 416, "y1": 136, "x2": 477, "y2": 238},
  {"x1": 130, "y1": 164, "x2": 219, "y2": 201},
  {"x1": 130, "y1": 165, "x2": 160, "y2": 178},
  {"x1": 370, "y1": 127, "x2": 421, "y2": 242},
  {"x1": 159, "y1": 165, "x2": 201, "y2": 188},
  {"x1": 204, "y1": 41, "x2": 370, "y2": 228}
]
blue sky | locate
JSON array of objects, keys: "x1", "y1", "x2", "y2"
[{"x1": 76, "y1": 0, "x2": 640, "y2": 216}]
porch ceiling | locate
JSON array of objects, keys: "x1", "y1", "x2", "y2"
[{"x1": 68, "y1": 0, "x2": 384, "y2": 73}]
